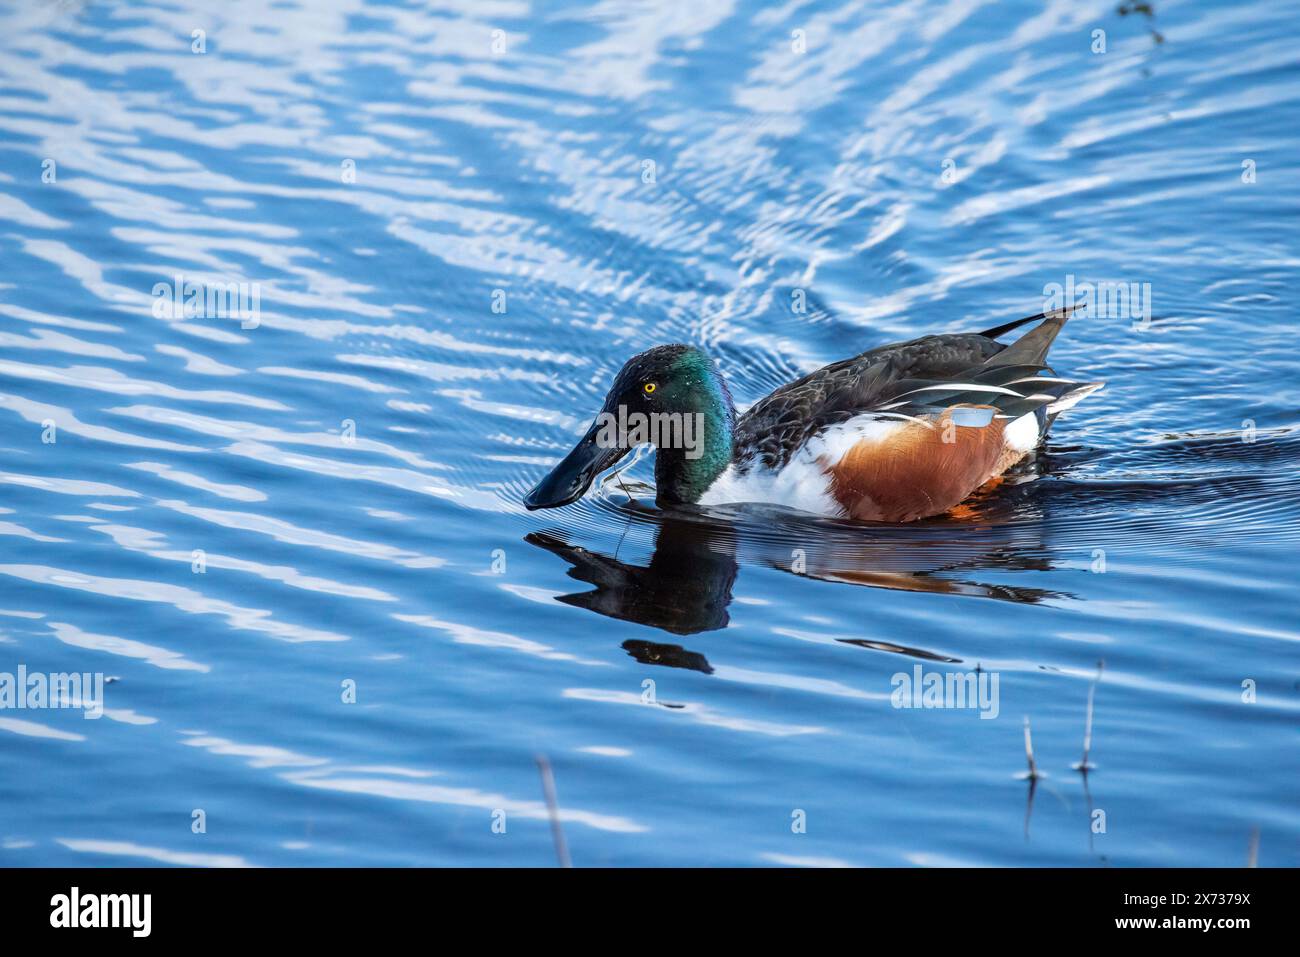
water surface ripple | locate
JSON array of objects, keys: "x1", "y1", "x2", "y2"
[{"x1": 0, "y1": 0, "x2": 1297, "y2": 866}]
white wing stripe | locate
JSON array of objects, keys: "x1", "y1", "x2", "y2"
[{"x1": 893, "y1": 382, "x2": 1022, "y2": 397}]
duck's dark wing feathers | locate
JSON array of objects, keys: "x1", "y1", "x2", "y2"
[{"x1": 733, "y1": 309, "x2": 1077, "y2": 470}]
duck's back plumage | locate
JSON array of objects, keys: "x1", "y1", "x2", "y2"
[
  {"x1": 732, "y1": 332, "x2": 1004, "y2": 470},
  {"x1": 700, "y1": 308, "x2": 1102, "y2": 521}
]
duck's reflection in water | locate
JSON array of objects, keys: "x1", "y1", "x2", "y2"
[
  {"x1": 526, "y1": 498, "x2": 1066, "y2": 671},
  {"x1": 527, "y1": 517, "x2": 738, "y2": 637}
]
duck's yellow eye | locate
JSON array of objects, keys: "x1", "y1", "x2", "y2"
[{"x1": 643, "y1": 382, "x2": 657, "y2": 395}]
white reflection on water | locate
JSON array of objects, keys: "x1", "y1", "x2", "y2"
[
  {"x1": 285, "y1": 768, "x2": 648, "y2": 835},
  {"x1": 50, "y1": 620, "x2": 210, "y2": 672},
  {"x1": 58, "y1": 838, "x2": 253, "y2": 868},
  {"x1": 0, "y1": 716, "x2": 85, "y2": 741},
  {"x1": 0, "y1": 563, "x2": 349, "y2": 643}
]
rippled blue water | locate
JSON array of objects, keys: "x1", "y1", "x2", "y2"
[{"x1": 0, "y1": 0, "x2": 1297, "y2": 867}]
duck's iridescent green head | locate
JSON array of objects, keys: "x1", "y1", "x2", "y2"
[{"x1": 524, "y1": 344, "x2": 735, "y2": 510}]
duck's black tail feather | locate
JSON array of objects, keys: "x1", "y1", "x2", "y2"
[
  {"x1": 982, "y1": 304, "x2": 1082, "y2": 369},
  {"x1": 976, "y1": 303, "x2": 1079, "y2": 341}
]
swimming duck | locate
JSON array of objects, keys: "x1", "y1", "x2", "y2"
[{"x1": 523, "y1": 307, "x2": 1102, "y2": 522}]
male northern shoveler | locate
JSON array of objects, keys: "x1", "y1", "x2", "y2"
[{"x1": 523, "y1": 307, "x2": 1102, "y2": 522}]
